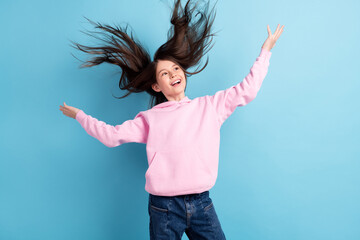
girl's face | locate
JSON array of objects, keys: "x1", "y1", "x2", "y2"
[{"x1": 152, "y1": 59, "x2": 187, "y2": 101}]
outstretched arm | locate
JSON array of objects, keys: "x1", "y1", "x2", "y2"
[
  {"x1": 209, "y1": 24, "x2": 284, "y2": 126},
  {"x1": 60, "y1": 102, "x2": 149, "y2": 147}
]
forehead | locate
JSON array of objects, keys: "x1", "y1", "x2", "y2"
[{"x1": 156, "y1": 60, "x2": 178, "y2": 72}]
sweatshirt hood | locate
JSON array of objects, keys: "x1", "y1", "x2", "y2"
[{"x1": 152, "y1": 96, "x2": 192, "y2": 109}]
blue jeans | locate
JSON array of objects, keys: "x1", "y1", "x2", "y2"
[{"x1": 148, "y1": 191, "x2": 226, "y2": 240}]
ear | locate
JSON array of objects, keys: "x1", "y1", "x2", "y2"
[{"x1": 152, "y1": 83, "x2": 161, "y2": 92}]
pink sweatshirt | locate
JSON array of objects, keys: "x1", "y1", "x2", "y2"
[{"x1": 75, "y1": 48, "x2": 272, "y2": 196}]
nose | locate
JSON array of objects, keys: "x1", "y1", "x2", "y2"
[{"x1": 170, "y1": 70, "x2": 177, "y2": 78}]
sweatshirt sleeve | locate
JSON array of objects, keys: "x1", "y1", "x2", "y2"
[
  {"x1": 75, "y1": 110, "x2": 149, "y2": 148},
  {"x1": 209, "y1": 48, "x2": 272, "y2": 126}
]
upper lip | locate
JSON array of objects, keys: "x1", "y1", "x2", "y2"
[{"x1": 171, "y1": 79, "x2": 181, "y2": 86}]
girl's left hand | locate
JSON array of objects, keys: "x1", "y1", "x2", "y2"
[{"x1": 262, "y1": 24, "x2": 284, "y2": 51}]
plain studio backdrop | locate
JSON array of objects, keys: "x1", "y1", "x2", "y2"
[{"x1": 0, "y1": 0, "x2": 359, "y2": 239}]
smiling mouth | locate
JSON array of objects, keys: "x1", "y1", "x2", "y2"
[{"x1": 171, "y1": 79, "x2": 181, "y2": 86}]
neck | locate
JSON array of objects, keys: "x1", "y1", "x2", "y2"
[{"x1": 166, "y1": 93, "x2": 186, "y2": 102}]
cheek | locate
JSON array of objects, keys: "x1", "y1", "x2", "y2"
[{"x1": 159, "y1": 78, "x2": 169, "y2": 88}]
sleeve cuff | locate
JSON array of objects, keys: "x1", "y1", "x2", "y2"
[
  {"x1": 260, "y1": 47, "x2": 272, "y2": 57},
  {"x1": 75, "y1": 110, "x2": 87, "y2": 123}
]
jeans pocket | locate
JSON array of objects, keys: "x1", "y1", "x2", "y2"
[
  {"x1": 204, "y1": 202, "x2": 214, "y2": 211},
  {"x1": 150, "y1": 204, "x2": 168, "y2": 213},
  {"x1": 149, "y1": 194, "x2": 170, "y2": 213},
  {"x1": 202, "y1": 195, "x2": 214, "y2": 212}
]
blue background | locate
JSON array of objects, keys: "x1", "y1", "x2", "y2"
[{"x1": 1, "y1": 0, "x2": 359, "y2": 239}]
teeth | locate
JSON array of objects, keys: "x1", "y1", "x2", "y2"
[{"x1": 172, "y1": 80, "x2": 180, "y2": 86}]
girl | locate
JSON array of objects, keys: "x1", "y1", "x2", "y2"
[{"x1": 60, "y1": 0, "x2": 284, "y2": 239}]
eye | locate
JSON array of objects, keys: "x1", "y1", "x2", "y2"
[
  {"x1": 174, "y1": 67, "x2": 179, "y2": 71},
  {"x1": 161, "y1": 72, "x2": 167, "y2": 76}
]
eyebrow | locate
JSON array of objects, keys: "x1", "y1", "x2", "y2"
[{"x1": 158, "y1": 64, "x2": 177, "y2": 75}]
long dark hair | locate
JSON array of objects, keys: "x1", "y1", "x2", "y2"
[{"x1": 70, "y1": 0, "x2": 217, "y2": 109}]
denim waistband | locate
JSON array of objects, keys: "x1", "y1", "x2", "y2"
[{"x1": 150, "y1": 190, "x2": 209, "y2": 200}]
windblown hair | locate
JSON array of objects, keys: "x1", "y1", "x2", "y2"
[{"x1": 70, "y1": 0, "x2": 217, "y2": 109}]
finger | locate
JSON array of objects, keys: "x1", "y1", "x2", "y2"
[
  {"x1": 273, "y1": 25, "x2": 282, "y2": 39},
  {"x1": 280, "y1": 25, "x2": 284, "y2": 35},
  {"x1": 275, "y1": 25, "x2": 284, "y2": 39},
  {"x1": 274, "y1": 24, "x2": 280, "y2": 36},
  {"x1": 267, "y1": 25, "x2": 272, "y2": 36}
]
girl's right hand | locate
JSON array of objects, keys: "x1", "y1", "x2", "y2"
[{"x1": 59, "y1": 102, "x2": 80, "y2": 119}]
